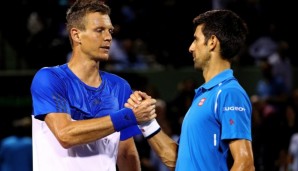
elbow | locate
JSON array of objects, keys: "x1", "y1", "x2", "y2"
[
  {"x1": 59, "y1": 141, "x2": 72, "y2": 149},
  {"x1": 164, "y1": 161, "x2": 176, "y2": 171},
  {"x1": 56, "y1": 131, "x2": 74, "y2": 149}
]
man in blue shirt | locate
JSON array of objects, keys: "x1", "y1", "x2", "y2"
[
  {"x1": 126, "y1": 9, "x2": 255, "y2": 171},
  {"x1": 30, "y1": 0, "x2": 156, "y2": 171}
]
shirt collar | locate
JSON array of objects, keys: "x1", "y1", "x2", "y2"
[{"x1": 196, "y1": 69, "x2": 235, "y2": 93}]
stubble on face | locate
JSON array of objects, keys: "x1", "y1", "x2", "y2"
[{"x1": 194, "y1": 51, "x2": 211, "y2": 71}]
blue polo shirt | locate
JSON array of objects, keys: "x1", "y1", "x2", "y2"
[{"x1": 176, "y1": 69, "x2": 252, "y2": 171}]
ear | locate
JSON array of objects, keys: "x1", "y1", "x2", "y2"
[
  {"x1": 70, "y1": 28, "x2": 81, "y2": 44},
  {"x1": 208, "y1": 35, "x2": 218, "y2": 51}
]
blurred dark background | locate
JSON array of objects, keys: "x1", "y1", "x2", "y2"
[{"x1": 0, "y1": 0, "x2": 298, "y2": 171}]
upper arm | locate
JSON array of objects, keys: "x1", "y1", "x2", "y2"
[
  {"x1": 117, "y1": 138, "x2": 138, "y2": 157},
  {"x1": 229, "y1": 139, "x2": 255, "y2": 171}
]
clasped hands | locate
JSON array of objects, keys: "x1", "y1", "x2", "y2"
[{"x1": 125, "y1": 91, "x2": 157, "y2": 124}]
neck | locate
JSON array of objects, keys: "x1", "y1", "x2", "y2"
[
  {"x1": 68, "y1": 58, "x2": 102, "y2": 88},
  {"x1": 203, "y1": 59, "x2": 230, "y2": 83}
]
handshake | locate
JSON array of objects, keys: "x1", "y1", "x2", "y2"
[
  {"x1": 125, "y1": 91, "x2": 161, "y2": 139},
  {"x1": 110, "y1": 90, "x2": 161, "y2": 139}
]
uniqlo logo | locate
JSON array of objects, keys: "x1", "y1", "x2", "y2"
[{"x1": 198, "y1": 98, "x2": 206, "y2": 106}]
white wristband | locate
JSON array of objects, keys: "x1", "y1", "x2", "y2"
[{"x1": 138, "y1": 119, "x2": 161, "y2": 139}]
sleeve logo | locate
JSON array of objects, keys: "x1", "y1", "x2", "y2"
[{"x1": 223, "y1": 106, "x2": 246, "y2": 111}]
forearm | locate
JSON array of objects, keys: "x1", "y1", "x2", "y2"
[
  {"x1": 147, "y1": 130, "x2": 178, "y2": 170},
  {"x1": 117, "y1": 155, "x2": 141, "y2": 171},
  {"x1": 46, "y1": 108, "x2": 138, "y2": 148},
  {"x1": 52, "y1": 115, "x2": 115, "y2": 148},
  {"x1": 117, "y1": 138, "x2": 141, "y2": 171}
]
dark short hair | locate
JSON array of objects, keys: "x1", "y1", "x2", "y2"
[
  {"x1": 66, "y1": 0, "x2": 111, "y2": 33},
  {"x1": 193, "y1": 9, "x2": 248, "y2": 60}
]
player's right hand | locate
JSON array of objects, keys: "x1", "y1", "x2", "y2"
[{"x1": 125, "y1": 91, "x2": 157, "y2": 124}]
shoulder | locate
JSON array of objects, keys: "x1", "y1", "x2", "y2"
[
  {"x1": 34, "y1": 65, "x2": 63, "y2": 78},
  {"x1": 101, "y1": 71, "x2": 129, "y2": 84},
  {"x1": 218, "y1": 79, "x2": 250, "y2": 100},
  {"x1": 31, "y1": 65, "x2": 67, "y2": 89},
  {"x1": 222, "y1": 78, "x2": 246, "y2": 92},
  {"x1": 33, "y1": 67, "x2": 56, "y2": 83}
]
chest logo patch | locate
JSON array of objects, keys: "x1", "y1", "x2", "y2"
[{"x1": 198, "y1": 98, "x2": 206, "y2": 106}]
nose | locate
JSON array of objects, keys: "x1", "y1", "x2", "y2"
[
  {"x1": 104, "y1": 31, "x2": 112, "y2": 42},
  {"x1": 189, "y1": 43, "x2": 194, "y2": 53}
]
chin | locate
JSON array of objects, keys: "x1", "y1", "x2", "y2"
[
  {"x1": 102, "y1": 57, "x2": 109, "y2": 61},
  {"x1": 98, "y1": 54, "x2": 109, "y2": 61},
  {"x1": 194, "y1": 64, "x2": 202, "y2": 71}
]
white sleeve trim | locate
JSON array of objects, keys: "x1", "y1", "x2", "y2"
[{"x1": 214, "y1": 89, "x2": 222, "y2": 114}]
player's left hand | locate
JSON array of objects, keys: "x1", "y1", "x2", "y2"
[{"x1": 125, "y1": 91, "x2": 152, "y2": 109}]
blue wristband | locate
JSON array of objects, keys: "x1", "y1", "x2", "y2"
[{"x1": 110, "y1": 108, "x2": 138, "y2": 131}]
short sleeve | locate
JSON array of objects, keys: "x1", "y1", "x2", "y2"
[
  {"x1": 216, "y1": 88, "x2": 252, "y2": 141},
  {"x1": 31, "y1": 68, "x2": 70, "y2": 120}
]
